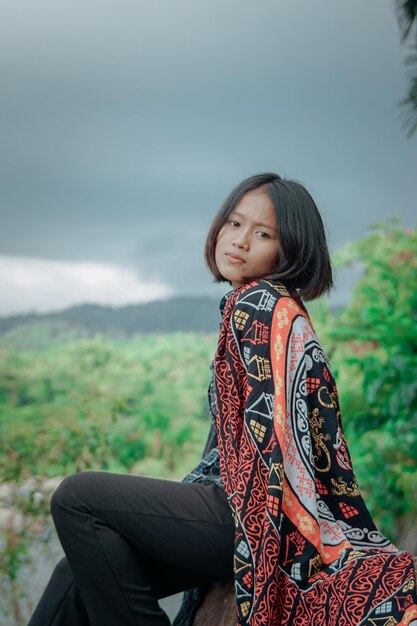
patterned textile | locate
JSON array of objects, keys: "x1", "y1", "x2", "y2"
[
  {"x1": 181, "y1": 443, "x2": 224, "y2": 488},
  {"x1": 212, "y1": 278, "x2": 417, "y2": 625},
  {"x1": 174, "y1": 293, "x2": 232, "y2": 626},
  {"x1": 180, "y1": 290, "x2": 233, "y2": 490},
  {"x1": 172, "y1": 583, "x2": 211, "y2": 626},
  {"x1": 180, "y1": 362, "x2": 224, "y2": 488}
]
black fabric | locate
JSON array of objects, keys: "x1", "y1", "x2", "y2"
[
  {"x1": 173, "y1": 291, "x2": 234, "y2": 624},
  {"x1": 29, "y1": 290, "x2": 234, "y2": 626},
  {"x1": 28, "y1": 473, "x2": 234, "y2": 626},
  {"x1": 179, "y1": 289, "x2": 233, "y2": 489},
  {"x1": 28, "y1": 556, "x2": 90, "y2": 626},
  {"x1": 172, "y1": 424, "x2": 220, "y2": 626},
  {"x1": 201, "y1": 420, "x2": 217, "y2": 459}
]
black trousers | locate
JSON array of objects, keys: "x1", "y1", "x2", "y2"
[{"x1": 28, "y1": 472, "x2": 235, "y2": 626}]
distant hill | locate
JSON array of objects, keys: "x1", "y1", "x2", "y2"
[{"x1": 0, "y1": 296, "x2": 223, "y2": 349}]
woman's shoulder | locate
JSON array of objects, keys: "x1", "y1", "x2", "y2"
[
  {"x1": 229, "y1": 278, "x2": 311, "y2": 334},
  {"x1": 233, "y1": 278, "x2": 298, "y2": 311}
]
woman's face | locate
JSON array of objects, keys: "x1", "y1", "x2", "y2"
[{"x1": 215, "y1": 190, "x2": 280, "y2": 289}]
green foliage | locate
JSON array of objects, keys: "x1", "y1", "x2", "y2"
[
  {"x1": 0, "y1": 332, "x2": 218, "y2": 623},
  {"x1": 0, "y1": 333, "x2": 218, "y2": 481},
  {"x1": 327, "y1": 222, "x2": 417, "y2": 539}
]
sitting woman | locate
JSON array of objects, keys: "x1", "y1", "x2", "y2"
[{"x1": 29, "y1": 173, "x2": 417, "y2": 626}]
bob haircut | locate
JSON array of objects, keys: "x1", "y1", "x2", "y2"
[{"x1": 205, "y1": 172, "x2": 333, "y2": 301}]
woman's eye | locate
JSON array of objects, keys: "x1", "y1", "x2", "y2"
[
  {"x1": 258, "y1": 231, "x2": 270, "y2": 239},
  {"x1": 229, "y1": 220, "x2": 239, "y2": 227}
]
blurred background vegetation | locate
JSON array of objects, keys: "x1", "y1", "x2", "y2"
[{"x1": 0, "y1": 221, "x2": 416, "y2": 624}]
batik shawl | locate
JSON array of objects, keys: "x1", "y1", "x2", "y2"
[{"x1": 214, "y1": 278, "x2": 417, "y2": 626}]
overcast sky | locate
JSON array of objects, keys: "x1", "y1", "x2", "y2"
[{"x1": 0, "y1": 0, "x2": 415, "y2": 315}]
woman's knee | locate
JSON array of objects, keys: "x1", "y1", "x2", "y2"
[
  {"x1": 53, "y1": 555, "x2": 74, "y2": 580},
  {"x1": 50, "y1": 471, "x2": 100, "y2": 520}
]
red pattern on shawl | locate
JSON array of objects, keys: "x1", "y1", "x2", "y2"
[{"x1": 214, "y1": 279, "x2": 417, "y2": 626}]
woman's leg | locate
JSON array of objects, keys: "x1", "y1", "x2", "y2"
[
  {"x1": 32, "y1": 472, "x2": 234, "y2": 626},
  {"x1": 28, "y1": 557, "x2": 89, "y2": 626},
  {"x1": 28, "y1": 549, "x2": 220, "y2": 626}
]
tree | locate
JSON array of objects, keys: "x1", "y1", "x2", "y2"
[
  {"x1": 396, "y1": 0, "x2": 417, "y2": 136},
  {"x1": 330, "y1": 221, "x2": 417, "y2": 542}
]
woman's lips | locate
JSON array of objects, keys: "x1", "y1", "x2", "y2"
[{"x1": 225, "y1": 253, "x2": 245, "y2": 264}]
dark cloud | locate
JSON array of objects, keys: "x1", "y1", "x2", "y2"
[{"x1": 0, "y1": 0, "x2": 415, "y2": 311}]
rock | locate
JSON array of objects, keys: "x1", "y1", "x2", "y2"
[
  {"x1": 193, "y1": 580, "x2": 235, "y2": 626},
  {"x1": 0, "y1": 506, "x2": 24, "y2": 531}
]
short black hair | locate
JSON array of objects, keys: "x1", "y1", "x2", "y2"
[{"x1": 205, "y1": 172, "x2": 333, "y2": 301}]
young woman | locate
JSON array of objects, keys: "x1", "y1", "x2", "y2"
[{"x1": 28, "y1": 173, "x2": 417, "y2": 626}]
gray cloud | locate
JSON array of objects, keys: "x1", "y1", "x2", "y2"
[{"x1": 0, "y1": 0, "x2": 415, "y2": 312}]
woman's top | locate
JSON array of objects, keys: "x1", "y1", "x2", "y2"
[
  {"x1": 179, "y1": 364, "x2": 224, "y2": 489},
  {"x1": 174, "y1": 278, "x2": 417, "y2": 626},
  {"x1": 180, "y1": 290, "x2": 233, "y2": 489}
]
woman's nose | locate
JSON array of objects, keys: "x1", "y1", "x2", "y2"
[{"x1": 232, "y1": 232, "x2": 249, "y2": 249}]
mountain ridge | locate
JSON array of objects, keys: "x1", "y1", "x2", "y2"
[{"x1": 0, "y1": 295, "x2": 224, "y2": 339}]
